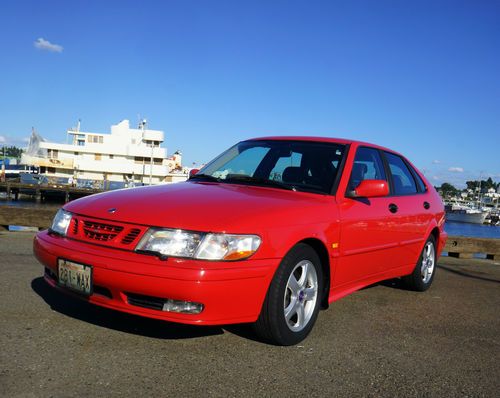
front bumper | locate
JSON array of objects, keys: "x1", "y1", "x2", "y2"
[{"x1": 34, "y1": 231, "x2": 279, "y2": 325}]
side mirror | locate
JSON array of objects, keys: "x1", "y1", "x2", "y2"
[
  {"x1": 348, "y1": 180, "x2": 389, "y2": 198},
  {"x1": 189, "y1": 168, "x2": 200, "y2": 179}
]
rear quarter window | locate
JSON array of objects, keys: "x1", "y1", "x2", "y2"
[{"x1": 384, "y1": 152, "x2": 418, "y2": 195}]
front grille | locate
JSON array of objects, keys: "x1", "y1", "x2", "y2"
[
  {"x1": 126, "y1": 292, "x2": 165, "y2": 311},
  {"x1": 72, "y1": 218, "x2": 79, "y2": 235},
  {"x1": 122, "y1": 228, "x2": 142, "y2": 245},
  {"x1": 82, "y1": 220, "x2": 123, "y2": 241},
  {"x1": 68, "y1": 215, "x2": 147, "y2": 250}
]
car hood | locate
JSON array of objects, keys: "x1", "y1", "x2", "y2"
[{"x1": 64, "y1": 181, "x2": 335, "y2": 233}]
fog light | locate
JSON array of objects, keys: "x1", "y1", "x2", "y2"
[{"x1": 162, "y1": 299, "x2": 204, "y2": 314}]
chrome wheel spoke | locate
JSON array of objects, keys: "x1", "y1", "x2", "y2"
[
  {"x1": 297, "y1": 263, "x2": 309, "y2": 288},
  {"x1": 287, "y1": 275, "x2": 300, "y2": 295},
  {"x1": 295, "y1": 302, "x2": 305, "y2": 327},
  {"x1": 283, "y1": 259, "x2": 318, "y2": 332},
  {"x1": 421, "y1": 242, "x2": 435, "y2": 283},
  {"x1": 284, "y1": 296, "x2": 298, "y2": 322}
]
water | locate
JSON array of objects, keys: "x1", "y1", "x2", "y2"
[
  {"x1": 0, "y1": 195, "x2": 62, "y2": 210},
  {"x1": 445, "y1": 221, "x2": 500, "y2": 239},
  {"x1": 1, "y1": 194, "x2": 499, "y2": 239}
]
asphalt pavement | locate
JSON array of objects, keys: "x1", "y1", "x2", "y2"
[{"x1": 1, "y1": 231, "x2": 499, "y2": 397}]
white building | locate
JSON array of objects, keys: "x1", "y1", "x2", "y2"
[{"x1": 22, "y1": 120, "x2": 188, "y2": 185}]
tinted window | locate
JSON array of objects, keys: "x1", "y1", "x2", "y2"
[
  {"x1": 198, "y1": 140, "x2": 346, "y2": 194},
  {"x1": 348, "y1": 147, "x2": 387, "y2": 191},
  {"x1": 270, "y1": 152, "x2": 303, "y2": 181},
  {"x1": 412, "y1": 167, "x2": 427, "y2": 192},
  {"x1": 211, "y1": 146, "x2": 270, "y2": 179},
  {"x1": 385, "y1": 152, "x2": 418, "y2": 195}
]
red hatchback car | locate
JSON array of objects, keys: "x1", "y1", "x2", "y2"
[{"x1": 34, "y1": 137, "x2": 446, "y2": 345}]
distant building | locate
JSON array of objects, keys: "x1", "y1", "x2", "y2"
[{"x1": 21, "y1": 120, "x2": 188, "y2": 184}]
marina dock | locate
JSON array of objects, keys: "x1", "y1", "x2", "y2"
[{"x1": 0, "y1": 180, "x2": 101, "y2": 202}]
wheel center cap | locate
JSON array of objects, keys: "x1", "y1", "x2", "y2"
[{"x1": 298, "y1": 290, "x2": 305, "y2": 302}]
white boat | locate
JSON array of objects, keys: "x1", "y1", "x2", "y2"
[
  {"x1": 445, "y1": 203, "x2": 488, "y2": 224},
  {"x1": 20, "y1": 120, "x2": 189, "y2": 186}
]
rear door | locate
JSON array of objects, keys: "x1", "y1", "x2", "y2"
[{"x1": 383, "y1": 151, "x2": 432, "y2": 267}]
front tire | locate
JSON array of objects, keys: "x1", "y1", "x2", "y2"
[
  {"x1": 403, "y1": 235, "x2": 437, "y2": 291},
  {"x1": 254, "y1": 243, "x2": 323, "y2": 346}
]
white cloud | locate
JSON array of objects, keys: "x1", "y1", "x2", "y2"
[
  {"x1": 34, "y1": 37, "x2": 63, "y2": 53},
  {"x1": 432, "y1": 160, "x2": 441, "y2": 164},
  {"x1": 448, "y1": 167, "x2": 464, "y2": 173},
  {"x1": 0, "y1": 135, "x2": 31, "y2": 147}
]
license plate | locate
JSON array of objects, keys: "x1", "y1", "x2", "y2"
[{"x1": 58, "y1": 259, "x2": 93, "y2": 295}]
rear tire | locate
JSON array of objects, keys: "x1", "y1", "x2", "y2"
[
  {"x1": 403, "y1": 235, "x2": 436, "y2": 291},
  {"x1": 253, "y1": 243, "x2": 323, "y2": 346}
]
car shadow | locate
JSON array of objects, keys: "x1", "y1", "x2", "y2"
[
  {"x1": 359, "y1": 278, "x2": 408, "y2": 291},
  {"x1": 438, "y1": 264, "x2": 500, "y2": 284},
  {"x1": 31, "y1": 277, "x2": 227, "y2": 340},
  {"x1": 376, "y1": 278, "x2": 407, "y2": 290}
]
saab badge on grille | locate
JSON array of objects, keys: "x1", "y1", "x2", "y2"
[{"x1": 108, "y1": 208, "x2": 117, "y2": 214}]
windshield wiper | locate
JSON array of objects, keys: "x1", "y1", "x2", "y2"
[
  {"x1": 189, "y1": 173, "x2": 223, "y2": 183},
  {"x1": 224, "y1": 175, "x2": 296, "y2": 191}
]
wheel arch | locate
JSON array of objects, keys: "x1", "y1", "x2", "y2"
[
  {"x1": 298, "y1": 238, "x2": 331, "y2": 310},
  {"x1": 430, "y1": 227, "x2": 440, "y2": 243}
]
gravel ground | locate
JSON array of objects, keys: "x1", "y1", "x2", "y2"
[{"x1": 1, "y1": 231, "x2": 499, "y2": 397}]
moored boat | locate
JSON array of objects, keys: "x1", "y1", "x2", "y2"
[{"x1": 445, "y1": 203, "x2": 488, "y2": 224}]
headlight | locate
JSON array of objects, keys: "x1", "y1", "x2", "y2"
[
  {"x1": 50, "y1": 209, "x2": 72, "y2": 236},
  {"x1": 136, "y1": 229, "x2": 203, "y2": 258},
  {"x1": 196, "y1": 233, "x2": 262, "y2": 260},
  {"x1": 135, "y1": 228, "x2": 261, "y2": 261}
]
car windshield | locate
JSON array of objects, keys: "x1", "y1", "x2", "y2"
[{"x1": 192, "y1": 140, "x2": 346, "y2": 194}]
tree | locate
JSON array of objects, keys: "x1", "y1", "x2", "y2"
[
  {"x1": 439, "y1": 183, "x2": 458, "y2": 197},
  {"x1": 2, "y1": 146, "x2": 23, "y2": 158},
  {"x1": 466, "y1": 178, "x2": 499, "y2": 192}
]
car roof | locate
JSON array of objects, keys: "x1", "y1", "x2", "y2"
[{"x1": 246, "y1": 136, "x2": 395, "y2": 154}]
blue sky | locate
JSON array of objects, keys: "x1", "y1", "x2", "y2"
[{"x1": 0, "y1": 0, "x2": 498, "y2": 188}]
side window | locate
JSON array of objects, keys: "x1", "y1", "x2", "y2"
[
  {"x1": 348, "y1": 147, "x2": 387, "y2": 191},
  {"x1": 385, "y1": 152, "x2": 418, "y2": 195},
  {"x1": 412, "y1": 167, "x2": 427, "y2": 192}
]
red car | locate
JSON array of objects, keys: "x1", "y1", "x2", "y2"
[{"x1": 34, "y1": 137, "x2": 446, "y2": 345}]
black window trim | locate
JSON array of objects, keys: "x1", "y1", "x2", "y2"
[{"x1": 330, "y1": 143, "x2": 350, "y2": 195}]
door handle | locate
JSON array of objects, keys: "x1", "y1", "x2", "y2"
[
  {"x1": 423, "y1": 201, "x2": 430, "y2": 210},
  {"x1": 389, "y1": 203, "x2": 398, "y2": 213}
]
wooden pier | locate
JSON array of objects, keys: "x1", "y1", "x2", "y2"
[
  {"x1": 0, "y1": 181, "x2": 101, "y2": 203},
  {"x1": 0, "y1": 204, "x2": 498, "y2": 260},
  {"x1": 445, "y1": 235, "x2": 499, "y2": 260}
]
